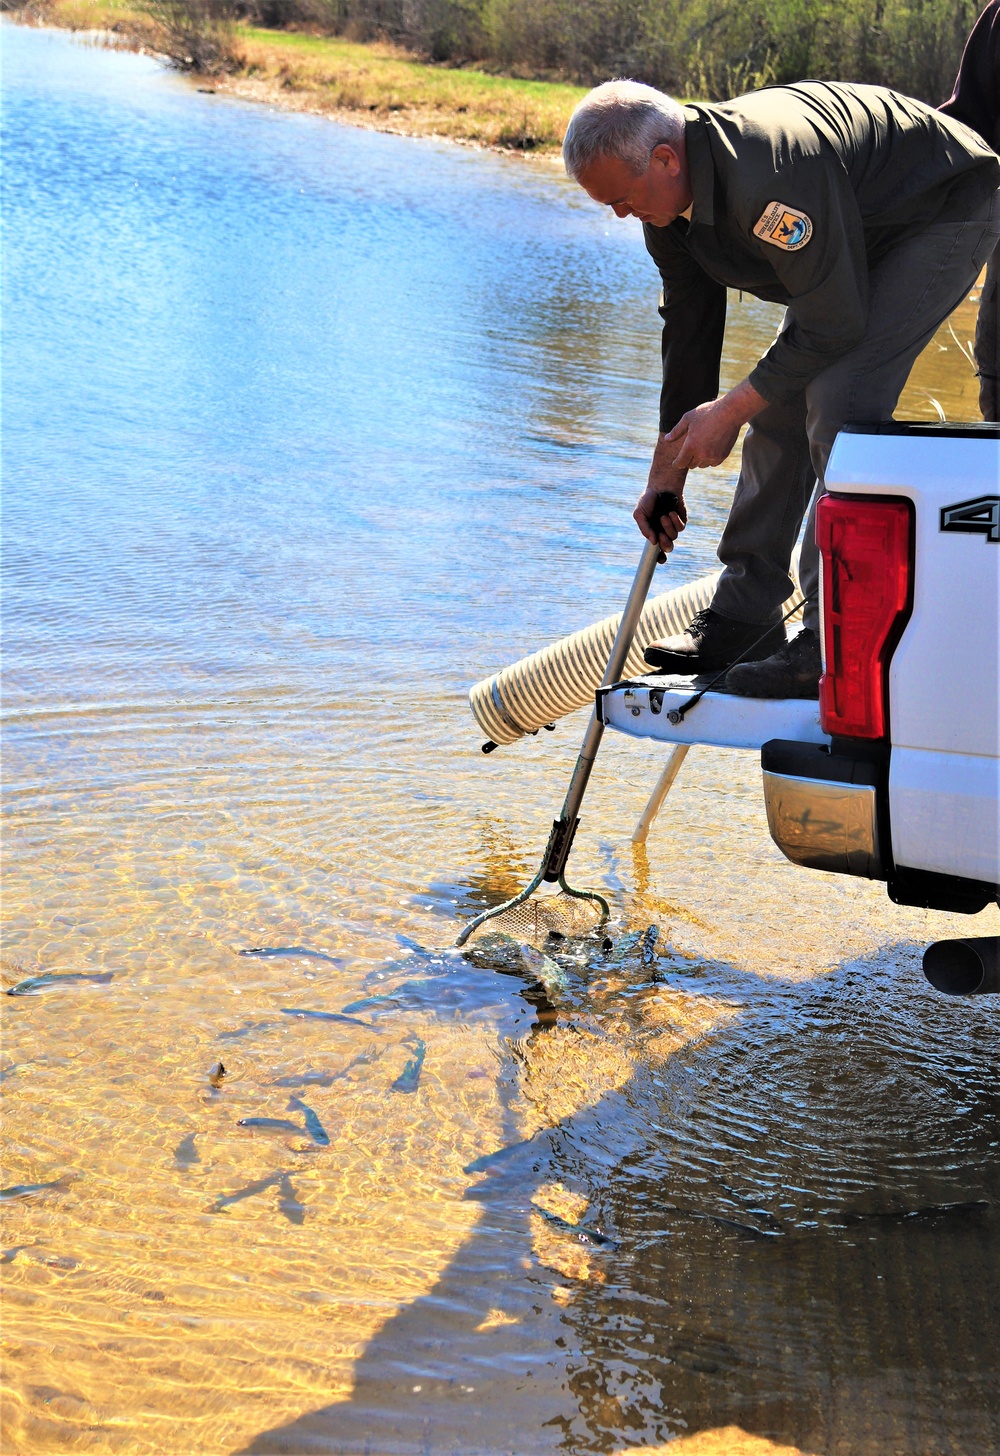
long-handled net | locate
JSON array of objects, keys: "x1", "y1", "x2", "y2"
[
  {"x1": 456, "y1": 495, "x2": 681, "y2": 949},
  {"x1": 458, "y1": 877, "x2": 609, "y2": 948}
]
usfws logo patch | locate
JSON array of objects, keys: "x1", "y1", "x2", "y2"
[{"x1": 753, "y1": 202, "x2": 814, "y2": 251}]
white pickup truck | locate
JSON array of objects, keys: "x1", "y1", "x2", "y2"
[{"x1": 599, "y1": 422, "x2": 1000, "y2": 991}]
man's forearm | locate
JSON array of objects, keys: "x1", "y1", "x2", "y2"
[
  {"x1": 719, "y1": 377, "x2": 770, "y2": 427},
  {"x1": 666, "y1": 376, "x2": 770, "y2": 470},
  {"x1": 633, "y1": 436, "x2": 689, "y2": 557},
  {"x1": 649, "y1": 432, "x2": 690, "y2": 493},
  {"x1": 637, "y1": 376, "x2": 766, "y2": 551}
]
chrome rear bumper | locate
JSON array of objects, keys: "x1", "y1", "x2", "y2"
[{"x1": 761, "y1": 741, "x2": 884, "y2": 879}]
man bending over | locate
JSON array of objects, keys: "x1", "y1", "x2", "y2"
[{"x1": 563, "y1": 80, "x2": 999, "y2": 697}]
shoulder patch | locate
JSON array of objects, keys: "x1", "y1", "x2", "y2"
[{"x1": 753, "y1": 202, "x2": 813, "y2": 252}]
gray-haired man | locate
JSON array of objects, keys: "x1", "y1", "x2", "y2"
[{"x1": 563, "y1": 80, "x2": 1000, "y2": 696}]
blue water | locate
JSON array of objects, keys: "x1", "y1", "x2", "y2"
[
  {"x1": 4, "y1": 20, "x2": 784, "y2": 943},
  {"x1": 4, "y1": 22, "x2": 757, "y2": 726}
]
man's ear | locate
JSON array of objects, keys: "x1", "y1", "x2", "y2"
[{"x1": 650, "y1": 142, "x2": 681, "y2": 176}]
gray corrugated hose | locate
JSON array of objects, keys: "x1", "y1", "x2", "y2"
[{"x1": 470, "y1": 569, "x2": 804, "y2": 747}]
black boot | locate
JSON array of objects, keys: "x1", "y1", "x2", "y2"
[
  {"x1": 643, "y1": 607, "x2": 786, "y2": 675},
  {"x1": 724, "y1": 628, "x2": 821, "y2": 699}
]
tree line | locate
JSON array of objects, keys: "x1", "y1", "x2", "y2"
[{"x1": 147, "y1": 0, "x2": 980, "y2": 103}]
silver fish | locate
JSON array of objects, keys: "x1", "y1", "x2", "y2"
[
  {"x1": 237, "y1": 1117, "x2": 304, "y2": 1135},
  {"x1": 280, "y1": 1008, "x2": 373, "y2": 1028},
  {"x1": 272, "y1": 1070, "x2": 338, "y2": 1089},
  {"x1": 341, "y1": 979, "x2": 440, "y2": 1014},
  {"x1": 6, "y1": 972, "x2": 114, "y2": 996},
  {"x1": 533, "y1": 1205, "x2": 619, "y2": 1250},
  {"x1": 219, "y1": 1020, "x2": 279, "y2": 1041},
  {"x1": 238, "y1": 947, "x2": 339, "y2": 963},
  {"x1": 842, "y1": 1199, "x2": 989, "y2": 1225},
  {"x1": 472, "y1": 933, "x2": 569, "y2": 997},
  {"x1": 604, "y1": 926, "x2": 660, "y2": 966},
  {"x1": 0, "y1": 1175, "x2": 76, "y2": 1201}
]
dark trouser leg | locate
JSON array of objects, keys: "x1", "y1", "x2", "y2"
[
  {"x1": 710, "y1": 388, "x2": 815, "y2": 625},
  {"x1": 976, "y1": 244, "x2": 998, "y2": 422}
]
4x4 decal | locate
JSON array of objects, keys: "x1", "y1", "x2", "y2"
[{"x1": 940, "y1": 496, "x2": 1000, "y2": 543}]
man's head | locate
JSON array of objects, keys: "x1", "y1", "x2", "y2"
[{"x1": 563, "y1": 80, "x2": 692, "y2": 228}]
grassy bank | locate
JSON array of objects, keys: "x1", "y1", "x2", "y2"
[
  {"x1": 232, "y1": 26, "x2": 586, "y2": 149},
  {"x1": 11, "y1": 1, "x2": 588, "y2": 152}
]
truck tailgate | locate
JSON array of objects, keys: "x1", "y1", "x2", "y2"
[{"x1": 599, "y1": 676, "x2": 829, "y2": 751}]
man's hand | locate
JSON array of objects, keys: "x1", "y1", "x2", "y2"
[
  {"x1": 666, "y1": 378, "x2": 769, "y2": 470},
  {"x1": 634, "y1": 434, "x2": 688, "y2": 560}
]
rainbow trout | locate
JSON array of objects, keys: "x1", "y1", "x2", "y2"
[
  {"x1": 6, "y1": 972, "x2": 113, "y2": 996},
  {"x1": 238, "y1": 946, "x2": 340, "y2": 963},
  {"x1": 1, "y1": 1175, "x2": 76, "y2": 1201}
]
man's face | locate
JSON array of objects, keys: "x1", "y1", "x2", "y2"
[{"x1": 576, "y1": 144, "x2": 693, "y2": 228}]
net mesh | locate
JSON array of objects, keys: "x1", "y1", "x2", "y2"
[{"x1": 463, "y1": 890, "x2": 606, "y2": 948}]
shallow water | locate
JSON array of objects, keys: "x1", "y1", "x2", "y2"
[{"x1": 3, "y1": 24, "x2": 998, "y2": 1456}]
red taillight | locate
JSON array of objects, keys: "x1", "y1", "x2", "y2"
[{"x1": 817, "y1": 495, "x2": 913, "y2": 739}]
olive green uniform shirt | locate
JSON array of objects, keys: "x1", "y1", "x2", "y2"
[{"x1": 644, "y1": 81, "x2": 1000, "y2": 433}]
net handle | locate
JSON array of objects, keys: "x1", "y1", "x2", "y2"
[{"x1": 457, "y1": 505, "x2": 673, "y2": 947}]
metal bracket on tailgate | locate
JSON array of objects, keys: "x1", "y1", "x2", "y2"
[{"x1": 598, "y1": 677, "x2": 829, "y2": 751}]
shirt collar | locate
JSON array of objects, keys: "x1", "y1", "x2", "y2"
[{"x1": 683, "y1": 107, "x2": 715, "y2": 227}]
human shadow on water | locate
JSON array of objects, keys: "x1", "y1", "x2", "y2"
[{"x1": 240, "y1": 936, "x2": 1000, "y2": 1456}]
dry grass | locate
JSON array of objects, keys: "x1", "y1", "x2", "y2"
[
  {"x1": 11, "y1": 2, "x2": 587, "y2": 152},
  {"x1": 9, "y1": 0, "x2": 160, "y2": 45},
  {"x1": 231, "y1": 28, "x2": 586, "y2": 151}
]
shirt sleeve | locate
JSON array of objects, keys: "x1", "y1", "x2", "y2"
[
  {"x1": 743, "y1": 160, "x2": 870, "y2": 404},
  {"x1": 643, "y1": 223, "x2": 728, "y2": 433}
]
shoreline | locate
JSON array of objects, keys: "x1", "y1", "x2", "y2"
[
  {"x1": 9, "y1": 5, "x2": 588, "y2": 157},
  {"x1": 204, "y1": 69, "x2": 566, "y2": 164}
]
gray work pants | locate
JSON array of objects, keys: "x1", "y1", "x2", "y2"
[
  {"x1": 976, "y1": 243, "x2": 998, "y2": 421},
  {"x1": 711, "y1": 186, "x2": 1000, "y2": 632}
]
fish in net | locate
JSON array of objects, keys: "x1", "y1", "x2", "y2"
[{"x1": 462, "y1": 888, "x2": 607, "y2": 950}]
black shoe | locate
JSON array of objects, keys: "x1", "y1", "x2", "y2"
[
  {"x1": 724, "y1": 628, "x2": 821, "y2": 699},
  {"x1": 643, "y1": 607, "x2": 786, "y2": 675}
]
